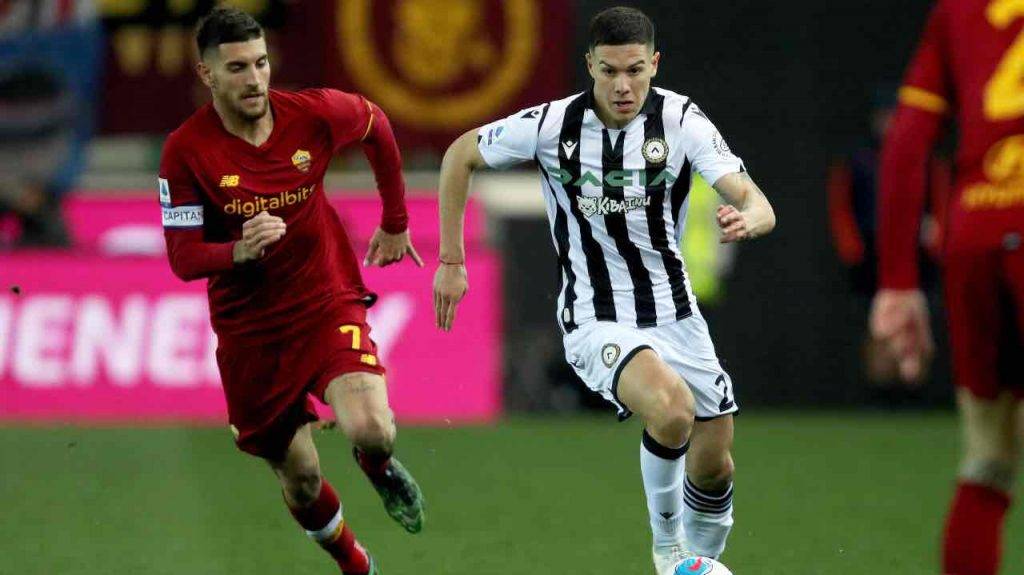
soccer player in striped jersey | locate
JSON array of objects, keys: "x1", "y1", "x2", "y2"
[
  {"x1": 433, "y1": 7, "x2": 775, "y2": 573},
  {"x1": 872, "y1": 1, "x2": 1024, "y2": 573}
]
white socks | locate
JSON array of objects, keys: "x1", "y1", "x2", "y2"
[
  {"x1": 682, "y1": 476, "x2": 734, "y2": 559},
  {"x1": 640, "y1": 429, "x2": 690, "y2": 550}
]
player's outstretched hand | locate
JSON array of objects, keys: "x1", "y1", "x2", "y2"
[
  {"x1": 433, "y1": 262, "x2": 468, "y2": 331},
  {"x1": 364, "y1": 228, "x2": 424, "y2": 267},
  {"x1": 869, "y1": 289, "x2": 935, "y2": 384},
  {"x1": 234, "y1": 211, "x2": 286, "y2": 263},
  {"x1": 717, "y1": 204, "x2": 750, "y2": 243}
]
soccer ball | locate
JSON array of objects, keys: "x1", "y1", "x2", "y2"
[{"x1": 673, "y1": 556, "x2": 733, "y2": 574}]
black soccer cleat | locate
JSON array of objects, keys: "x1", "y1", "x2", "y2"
[{"x1": 354, "y1": 449, "x2": 425, "y2": 534}]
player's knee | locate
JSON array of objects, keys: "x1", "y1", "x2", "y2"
[
  {"x1": 959, "y1": 458, "x2": 1017, "y2": 493},
  {"x1": 647, "y1": 380, "x2": 695, "y2": 443},
  {"x1": 689, "y1": 452, "x2": 735, "y2": 491},
  {"x1": 344, "y1": 409, "x2": 396, "y2": 452},
  {"x1": 282, "y1": 467, "x2": 322, "y2": 507}
]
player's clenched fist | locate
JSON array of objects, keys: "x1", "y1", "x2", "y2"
[
  {"x1": 234, "y1": 210, "x2": 286, "y2": 263},
  {"x1": 869, "y1": 289, "x2": 935, "y2": 383},
  {"x1": 717, "y1": 204, "x2": 750, "y2": 243},
  {"x1": 432, "y1": 262, "x2": 467, "y2": 331}
]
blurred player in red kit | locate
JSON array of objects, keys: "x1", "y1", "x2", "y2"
[
  {"x1": 158, "y1": 8, "x2": 425, "y2": 574},
  {"x1": 872, "y1": 1, "x2": 1024, "y2": 573}
]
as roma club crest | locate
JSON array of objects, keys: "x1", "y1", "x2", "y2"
[
  {"x1": 337, "y1": 0, "x2": 540, "y2": 130},
  {"x1": 291, "y1": 149, "x2": 312, "y2": 173}
]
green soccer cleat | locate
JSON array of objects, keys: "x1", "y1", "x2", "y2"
[
  {"x1": 367, "y1": 554, "x2": 381, "y2": 575},
  {"x1": 354, "y1": 449, "x2": 425, "y2": 534},
  {"x1": 345, "y1": 553, "x2": 380, "y2": 575}
]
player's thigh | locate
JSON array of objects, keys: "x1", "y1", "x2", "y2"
[
  {"x1": 218, "y1": 341, "x2": 319, "y2": 460},
  {"x1": 1003, "y1": 245, "x2": 1024, "y2": 397},
  {"x1": 616, "y1": 349, "x2": 695, "y2": 422},
  {"x1": 654, "y1": 314, "x2": 738, "y2": 421},
  {"x1": 687, "y1": 414, "x2": 735, "y2": 483},
  {"x1": 323, "y1": 372, "x2": 395, "y2": 443},
  {"x1": 563, "y1": 321, "x2": 689, "y2": 421},
  {"x1": 311, "y1": 316, "x2": 392, "y2": 436},
  {"x1": 943, "y1": 249, "x2": 1006, "y2": 398},
  {"x1": 268, "y1": 422, "x2": 321, "y2": 483},
  {"x1": 958, "y1": 388, "x2": 1021, "y2": 464}
]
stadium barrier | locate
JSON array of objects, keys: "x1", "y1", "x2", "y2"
[{"x1": 0, "y1": 194, "x2": 501, "y2": 424}]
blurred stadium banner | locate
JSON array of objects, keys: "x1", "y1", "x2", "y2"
[
  {"x1": 0, "y1": 195, "x2": 501, "y2": 423},
  {"x1": 98, "y1": 0, "x2": 573, "y2": 150}
]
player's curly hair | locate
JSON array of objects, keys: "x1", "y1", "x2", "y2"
[
  {"x1": 588, "y1": 6, "x2": 654, "y2": 50},
  {"x1": 196, "y1": 6, "x2": 263, "y2": 57}
]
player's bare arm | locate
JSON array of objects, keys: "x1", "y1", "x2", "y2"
[
  {"x1": 432, "y1": 129, "x2": 488, "y2": 331},
  {"x1": 712, "y1": 172, "x2": 776, "y2": 243},
  {"x1": 233, "y1": 210, "x2": 286, "y2": 263}
]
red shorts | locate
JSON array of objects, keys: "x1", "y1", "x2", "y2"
[
  {"x1": 943, "y1": 243, "x2": 1024, "y2": 400},
  {"x1": 216, "y1": 316, "x2": 386, "y2": 460}
]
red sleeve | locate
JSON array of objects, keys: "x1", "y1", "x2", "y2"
[
  {"x1": 361, "y1": 102, "x2": 408, "y2": 234},
  {"x1": 312, "y1": 89, "x2": 409, "y2": 234},
  {"x1": 826, "y1": 160, "x2": 865, "y2": 266},
  {"x1": 159, "y1": 135, "x2": 235, "y2": 282},
  {"x1": 897, "y1": 2, "x2": 953, "y2": 115},
  {"x1": 877, "y1": 2, "x2": 950, "y2": 290},
  {"x1": 309, "y1": 88, "x2": 374, "y2": 151}
]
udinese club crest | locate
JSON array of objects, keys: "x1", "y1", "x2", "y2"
[
  {"x1": 602, "y1": 343, "x2": 621, "y2": 368},
  {"x1": 642, "y1": 137, "x2": 668, "y2": 164}
]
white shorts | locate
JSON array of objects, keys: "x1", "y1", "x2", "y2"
[{"x1": 562, "y1": 313, "x2": 738, "y2": 421}]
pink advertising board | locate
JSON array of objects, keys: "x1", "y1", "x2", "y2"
[{"x1": 0, "y1": 194, "x2": 501, "y2": 424}]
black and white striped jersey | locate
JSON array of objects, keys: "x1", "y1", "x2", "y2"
[{"x1": 477, "y1": 87, "x2": 745, "y2": 333}]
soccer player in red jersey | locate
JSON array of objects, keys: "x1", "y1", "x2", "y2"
[
  {"x1": 158, "y1": 8, "x2": 425, "y2": 574},
  {"x1": 872, "y1": 1, "x2": 1024, "y2": 573}
]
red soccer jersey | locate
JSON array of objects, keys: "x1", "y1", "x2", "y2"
[
  {"x1": 159, "y1": 89, "x2": 408, "y2": 344},
  {"x1": 879, "y1": 0, "x2": 1024, "y2": 288}
]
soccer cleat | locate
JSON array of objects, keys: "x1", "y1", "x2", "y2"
[
  {"x1": 345, "y1": 552, "x2": 380, "y2": 575},
  {"x1": 354, "y1": 449, "x2": 425, "y2": 534},
  {"x1": 366, "y1": 553, "x2": 381, "y2": 575},
  {"x1": 653, "y1": 544, "x2": 695, "y2": 575}
]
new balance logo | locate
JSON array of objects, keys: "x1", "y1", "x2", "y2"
[
  {"x1": 562, "y1": 139, "x2": 577, "y2": 158},
  {"x1": 219, "y1": 175, "x2": 240, "y2": 187}
]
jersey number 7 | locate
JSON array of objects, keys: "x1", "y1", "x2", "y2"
[{"x1": 986, "y1": 0, "x2": 1024, "y2": 121}]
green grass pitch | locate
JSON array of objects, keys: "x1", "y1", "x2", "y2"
[{"x1": 1, "y1": 412, "x2": 1020, "y2": 574}]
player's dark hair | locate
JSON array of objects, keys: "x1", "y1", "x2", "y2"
[
  {"x1": 588, "y1": 7, "x2": 654, "y2": 50},
  {"x1": 196, "y1": 6, "x2": 263, "y2": 57}
]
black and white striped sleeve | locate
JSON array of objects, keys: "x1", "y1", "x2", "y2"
[
  {"x1": 680, "y1": 102, "x2": 745, "y2": 186},
  {"x1": 476, "y1": 105, "x2": 545, "y2": 169}
]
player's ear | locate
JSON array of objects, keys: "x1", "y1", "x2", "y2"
[
  {"x1": 585, "y1": 50, "x2": 596, "y2": 80},
  {"x1": 650, "y1": 51, "x2": 660, "y2": 78},
  {"x1": 196, "y1": 59, "x2": 214, "y2": 88}
]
